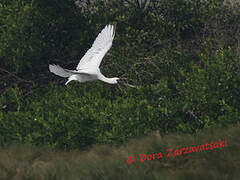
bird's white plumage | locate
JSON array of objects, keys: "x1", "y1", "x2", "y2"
[
  {"x1": 76, "y1": 24, "x2": 115, "y2": 70},
  {"x1": 49, "y1": 24, "x2": 120, "y2": 85},
  {"x1": 49, "y1": 64, "x2": 91, "y2": 77},
  {"x1": 49, "y1": 64, "x2": 72, "y2": 77}
]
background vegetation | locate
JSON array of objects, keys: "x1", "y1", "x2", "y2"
[
  {"x1": 0, "y1": 0, "x2": 240, "y2": 179},
  {"x1": 0, "y1": 0, "x2": 239, "y2": 150},
  {"x1": 0, "y1": 126, "x2": 239, "y2": 179}
]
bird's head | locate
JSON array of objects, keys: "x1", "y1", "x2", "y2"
[
  {"x1": 111, "y1": 77, "x2": 121, "y2": 84},
  {"x1": 116, "y1": 77, "x2": 137, "y2": 88}
]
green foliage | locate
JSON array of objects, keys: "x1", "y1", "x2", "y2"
[
  {"x1": 0, "y1": 0, "x2": 44, "y2": 72},
  {"x1": 174, "y1": 48, "x2": 240, "y2": 132},
  {"x1": 1, "y1": 48, "x2": 239, "y2": 148},
  {"x1": 0, "y1": 0, "x2": 240, "y2": 149},
  {"x1": 0, "y1": 0, "x2": 85, "y2": 73},
  {"x1": 154, "y1": 0, "x2": 223, "y2": 37}
]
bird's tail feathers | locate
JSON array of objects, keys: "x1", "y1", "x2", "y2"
[{"x1": 49, "y1": 64, "x2": 73, "y2": 78}]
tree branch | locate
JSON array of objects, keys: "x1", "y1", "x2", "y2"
[{"x1": 0, "y1": 67, "x2": 34, "y2": 84}]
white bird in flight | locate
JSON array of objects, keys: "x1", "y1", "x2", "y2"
[{"x1": 49, "y1": 24, "x2": 121, "y2": 85}]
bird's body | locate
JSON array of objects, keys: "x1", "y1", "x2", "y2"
[{"x1": 49, "y1": 24, "x2": 120, "y2": 85}]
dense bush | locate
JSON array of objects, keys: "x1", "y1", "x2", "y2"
[
  {"x1": 0, "y1": 0, "x2": 240, "y2": 149},
  {"x1": 0, "y1": 47, "x2": 239, "y2": 149},
  {"x1": 0, "y1": 0, "x2": 86, "y2": 73}
]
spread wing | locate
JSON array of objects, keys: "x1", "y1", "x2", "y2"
[{"x1": 76, "y1": 24, "x2": 115, "y2": 70}]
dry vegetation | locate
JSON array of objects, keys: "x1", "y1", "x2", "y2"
[{"x1": 0, "y1": 126, "x2": 239, "y2": 180}]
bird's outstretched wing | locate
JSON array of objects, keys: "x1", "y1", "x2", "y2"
[
  {"x1": 76, "y1": 24, "x2": 115, "y2": 70},
  {"x1": 49, "y1": 64, "x2": 90, "y2": 77}
]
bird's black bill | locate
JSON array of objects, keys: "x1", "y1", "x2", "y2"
[
  {"x1": 117, "y1": 79, "x2": 136, "y2": 88},
  {"x1": 117, "y1": 79, "x2": 124, "y2": 84}
]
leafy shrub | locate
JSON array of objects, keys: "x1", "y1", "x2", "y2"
[
  {"x1": 1, "y1": 47, "x2": 239, "y2": 149},
  {"x1": 0, "y1": 0, "x2": 86, "y2": 73},
  {"x1": 0, "y1": 0, "x2": 44, "y2": 72},
  {"x1": 0, "y1": 0, "x2": 240, "y2": 149}
]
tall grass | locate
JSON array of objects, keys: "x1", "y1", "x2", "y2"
[{"x1": 0, "y1": 125, "x2": 239, "y2": 180}]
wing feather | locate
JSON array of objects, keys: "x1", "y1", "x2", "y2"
[{"x1": 76, "y1": 24, "x2": 115, "y2": 70}]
